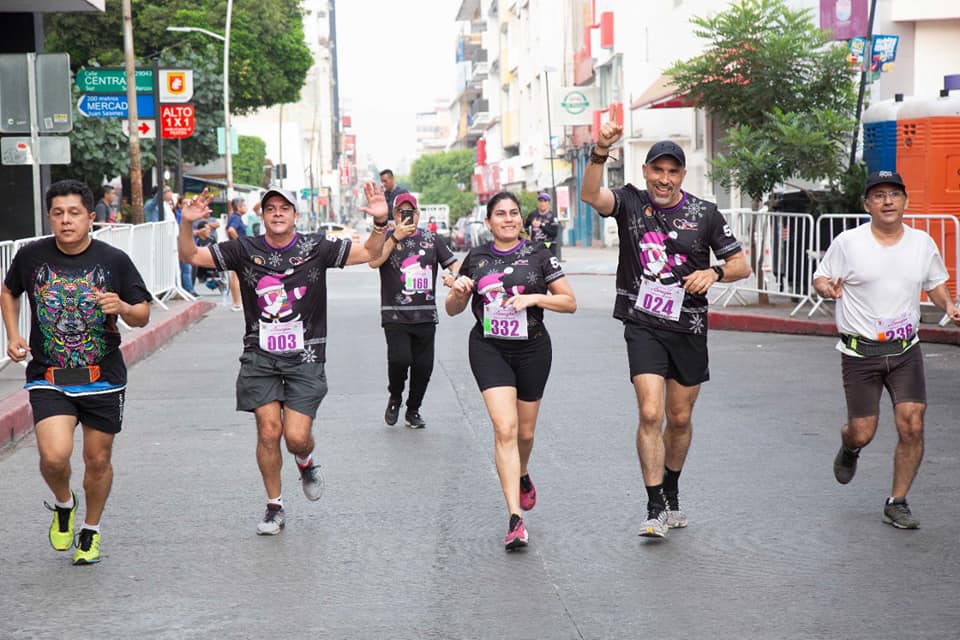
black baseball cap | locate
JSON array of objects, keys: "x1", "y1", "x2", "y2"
[
  {"x1": 645, "y1": 141, "x2": 686, "y2": 167},
  {"x1": 863, "y1": 171, "x2": 907, "y2": 197}
]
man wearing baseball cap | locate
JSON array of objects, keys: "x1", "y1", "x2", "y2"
[
  {"x1": 367, "y1": 192, "x2": 459, "y2": 429},
  {"x1": 814, "y1": 171, "x2": 960, "y2": 529},
  {"x1": 580, "y1": 125, "x2": 750, "y2": 539},
  {"x1": 177, "y1": 183, "x2": 391, "y2": 535},
  {"x1": 524, "y1": 192, "x2": 560, "y2": 258}
]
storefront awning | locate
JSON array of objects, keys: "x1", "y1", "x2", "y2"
[{"x1": 630, "y1": 74, "x2": 695, "y2": 110}]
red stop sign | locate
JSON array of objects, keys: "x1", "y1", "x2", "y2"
[{"x1": 160, "y1": 104, "x2": 195, "y2": 139}]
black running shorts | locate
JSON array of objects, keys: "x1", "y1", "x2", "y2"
[
  {"x1": 468, "y1": 326, "x2": 552, "y2": 402},
  {"x1": 841, "y1": 343, "x2": 926, "y2": 419},
  {"x1": 623, "y1": 322, "x2": 709, "y2": 387},
  {"x1": 235, "y1": 350, "x2": 328, "y2": 417},
  {"x1": 29, "y1": 388, "x2": 125, "y2": 434}
]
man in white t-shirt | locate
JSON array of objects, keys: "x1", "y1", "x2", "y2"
[{"x1": 814, "y1": 171, "x2": 960, "y2": 529}]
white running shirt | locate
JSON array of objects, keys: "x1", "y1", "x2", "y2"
[{"x1": 814, "y1": 223, "x2": 948, "y2": 354}]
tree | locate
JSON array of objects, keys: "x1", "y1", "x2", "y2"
[
  {"x1": 45, "y1": 0, "x2": 313, "y2": 115},
  {"x1": 233, "y1": 135, "x2": 267, "y2": 187},
  {"x1": 668, "y1": 0, "x2": 857, "y2": 206},
  {"x1": 667, "y1": 0, "x2": 858, "y2": 301},
  {"x1": 408, "y1": 150, "x2": 477, "y2": 221}
]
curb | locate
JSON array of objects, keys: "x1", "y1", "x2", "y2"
[
  {"x1": 0, "y1": 300, "x2": 216, "y2": 450},
  {"x1": 709, "y1": 310, "x2": 960, "y2": 346}
]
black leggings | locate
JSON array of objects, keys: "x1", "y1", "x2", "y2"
[{"x1": 383, "y1": 323, "x2": 436, "y2": 410}]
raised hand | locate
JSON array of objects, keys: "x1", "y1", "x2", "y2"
[
  {"x1": 180, "y1": 189, "x2": 213, "y2": 223},
  {"x1": 597, "y1": 122, "x2": 623, "y2": 149},
  {"x1": 393, "y1": 220, "x2": 417, "y2": 241},
  {"x1": 359, "y1": 182, "x2": 388, "y2": 224}
]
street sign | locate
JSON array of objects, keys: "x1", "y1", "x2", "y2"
[
  {"x1": 76, "y1": 67, "x2": 153, "y2": 93},
  {"x1": 1, "y1": 136, "x2": 70, "y2": 165},
  {"x1": 159, "y1": 70, "x2": 193, "y2": 103},
  {"x1": 160, "y1": 104, "x2": 195, "y2": 138},
  {"x1": 122, "y1": 118, "x2": 156, "y2": 139},
  {"x1": 77, "y1": 94, "x2": 156, "y2": 118},
  {"x1": 0, "y1": 53, "x2": 72, "y2": 133},
  {"x1": 217, "y1": 126, "x2": 239, "y2": 155}
]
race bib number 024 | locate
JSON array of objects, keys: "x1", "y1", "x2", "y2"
[
  {"x1": 635, "y1": 279, "x2": 684, "y2": 322},
  {"x1": 259, "y1": 320, "x2": 305, "y2": 353},
  {"x1": 483, "y1": 300, "x2": 528, "y2": 340}
]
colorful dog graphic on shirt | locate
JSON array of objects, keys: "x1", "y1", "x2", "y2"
[
  {"x1": 639, "y1": 230, "x2": 686, "y2": 284},
  {"x1": 255, "y1": 270, "x2": 306, "y2": 321},
  {"x1": 34, "y1": 264, "x2": 107, "y2": 367},
  {"x1": 399, "y1": 250, "x2": 434, "y2": 303}
]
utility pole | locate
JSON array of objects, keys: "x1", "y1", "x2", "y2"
[
  {"x1": 122, "y1": 0, "x2": 144, "y2": 223},
  {"x1": 849, "y1": 0, "x2": 879, "y2": 169}
]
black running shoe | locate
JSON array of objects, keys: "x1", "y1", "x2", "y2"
[
  {"x1": 384, "y1": 398, "x2": 401, "y2": 426},
  {"x1": 404, "y1": 410, "x2": 426, "y2": 429}
]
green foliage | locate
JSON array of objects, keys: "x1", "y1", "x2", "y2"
[
  {"x1": 518, "y1": 191, "x2": 538, "y2": 216},
  {"x1": 45, "y1": 0, "x2": 313, "y2": 114},
  {"x1": 233, "y1": 135, "x2": 267, "y2": 187},
  {"x1": 667, "y1": 0, "x2": 858, "y2": 205},
  {"x1": 408, "y1": 150, "x2": 477, "y2": 220}
]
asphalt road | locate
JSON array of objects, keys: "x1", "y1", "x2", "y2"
[{"x1": 1, "y1": 265, "x2": 958, "y2": 639}]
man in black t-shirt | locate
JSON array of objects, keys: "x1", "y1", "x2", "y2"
[
  {"x1": 368, "y1": 193, "x2": 459, "y2": 428},
  {"x1": 379, "y1": 169, "x2": 409, "y2": 218},
  {"x1": 524, "y1": 192, "x2": 559, "y2": 256},
  {"x1": 1, "y1": 179, "x2": 152, "y2": 565},
  {"x1": 178, "y1": 183, "x2": 390, "y2": 535},
  {"x1": 581, "y1": 129, "x2": 750, "y2": 540}
]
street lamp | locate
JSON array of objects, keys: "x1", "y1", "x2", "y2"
[{"x1": 167, "y1": 1, "x2": 234, "y2": 198}]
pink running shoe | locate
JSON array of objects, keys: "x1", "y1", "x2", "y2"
[
  {"x1": 519, "y1": 474, "x2": 537, "y2": 511},
  {"x1": 504, "y1": 515, "x2": 528, "y2": 551}
]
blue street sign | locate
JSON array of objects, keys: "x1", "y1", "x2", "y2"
[{"x1": 77, "y1": 94, "x2": 155, "y2": 118}]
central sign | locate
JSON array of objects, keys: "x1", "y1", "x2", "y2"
[{"x1": 76, "y1": 68, "x2": 153, "y2": 93}]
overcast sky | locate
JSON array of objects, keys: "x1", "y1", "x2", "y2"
[{"x1": 336, "y1": 0, "x2": 462, "y2": 174}]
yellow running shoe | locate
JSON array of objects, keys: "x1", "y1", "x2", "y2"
[
  {"x1": 72, "y1": 529, "x2": 101, "y2": 565},
  {"x1": 44, "y1": 491, "x2": 77, "y2": 551}
]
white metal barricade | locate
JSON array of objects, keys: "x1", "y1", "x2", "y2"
[
  {"x1": 714, "y1": 209, "x2": 816, "y2": 309},
  {"x1": 799, "y1": 213, "x2": 959, "y2": 322},
  {"x1": 0, "y1": 220, "x2": 192, "y2": 370}
]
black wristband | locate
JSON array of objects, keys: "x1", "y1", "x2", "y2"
[
  {"x1": 589, "y1": 150, "x2": 609, "y2": 165},
  {"x1": 711, "y1": 265, "x2": 725, "y2": 281},
  {"x1": 373, "y1": 219, "x2": 388, "y2": 229}
]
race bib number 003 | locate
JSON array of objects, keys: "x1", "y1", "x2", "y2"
[
  {"x1": 876, "y1": 312, "x2": 915, "y2": 342},
  {"x1": 635, "y1": 279, "x2": 684, "y2": 322},
  {"x1": 259, "y1": 320, "x2": 305, "y2": 353},
  {"x1": 483, "y1": 300, "x2": 528, "y2": 340}
]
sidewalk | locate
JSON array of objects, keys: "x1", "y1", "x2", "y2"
[
  {"x1": 0, "y1": 297, "x2": 215, "y2": 450},
  {"x1": 558, "y1": 245, "x2": 960, "y2": 346}
]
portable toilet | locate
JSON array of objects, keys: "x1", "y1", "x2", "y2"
[
  {"x1": 897, "y1": 89, "x2": 960, "y2": 298},
  {"x1": 863, "y1": 94, "x2": 904, "y2": 173}
]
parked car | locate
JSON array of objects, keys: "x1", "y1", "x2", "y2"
[
  {"x1": 464, "y1": 219, "x2": 492, "y2": 251},
  {"x1": 319, "y1": 222, "x2": 360, "y2": 243},
  {"x1": 451, "y1": 217, "x2": 470, "y2": 250}
]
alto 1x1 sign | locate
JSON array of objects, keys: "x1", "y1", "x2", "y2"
[{"x1": 160, "y1": 103, "x2": 195, "y2": 138}]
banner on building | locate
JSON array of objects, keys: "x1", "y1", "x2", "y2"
[
  {"x1": 554, "y1": 86, "x2": 599, "y2": 126},
  {"x1": 820, "y1": 0, "x2": 869, "y2": 42}
]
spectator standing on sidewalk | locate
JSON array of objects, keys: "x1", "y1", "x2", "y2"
[
  {"x1": 94, "y1": 185, "x2": 114, "y2": 226},
  {"x1": 524, "y1": 192, "x2": 560, "y2": 258},
  {"x1": 445, "y1": 191, "x2": 576, "y2": 551},
  {"x1": 177, "y1": 184, "x2": 390, "y2": 536},
  {"x1": 580, "y1": 126, "x2": 750, "y2": 539},
  {"x1": 226, "y1": 197, "x2": 249, "y2": 311},
  {"x1": 1, "y1": 179, "x2": 152, "y2": 565},
  {"x1": 379, "y1": 169, "x2": 409, "y2": 218},
  {"x1": 815, "y1": 171, "x2": 960, "y2": 529},
  {"x1": 368, "y1": 193, "x2": 459, "y2": 429}
]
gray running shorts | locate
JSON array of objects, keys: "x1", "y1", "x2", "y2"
[{"x1": 235, "y1": 350, "x2": 328, "y2": 418}]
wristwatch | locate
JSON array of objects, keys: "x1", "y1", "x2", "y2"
[{"x1": 711, "y1": 265, "x2": 724, "y2": 281}]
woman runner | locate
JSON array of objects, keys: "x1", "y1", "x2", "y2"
[{"x1": 445, "y1": 191, "x2": 576, "y2": 550}]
